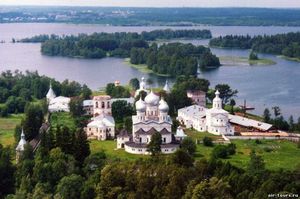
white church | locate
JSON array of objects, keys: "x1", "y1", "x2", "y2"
[
  {"x1": 177, "y1": 90, "x2": 235, "y2": 135},
  {"x1": 46, "y1": 82, "x2": 70, "y2": 112},
  {"x1": 118, "y1": 90, "x2": 179, "y2": 154}
]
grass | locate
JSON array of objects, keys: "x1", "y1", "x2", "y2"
[
  {"x1": 278, "y1": 55, "x2": 300, "y2": 62},
  {"x1": 50, "y1": 112, "x2": 76, "y2": 130},
  {"x1": 0, "y1": 114, "x2": 24, "y2": 147},
  {"x1": 220, "y1": 56, "x2": 276, "y2": 66},
  {"x1": 182, "y1": 129, "x2": 300, "y2": 170},
  {"x1": 90, "y1": 140, "x2": 146, "y2": 161},
  {"x1": 124, "y1": 58, "x2": 171, "y2": 77}
]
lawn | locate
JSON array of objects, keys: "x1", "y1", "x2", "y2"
[
  {"x1": 220, "y1": 56, "x2": 276, "y2": 66},
  {"x1": 0, "y1": 114, "x2": 24, "y2": 147},
  {"x1": 182, "y1": 129, "x2": 300, "y2": 170},
  {"x1": 90, "y1": 140, "x2": 146, "y2": 161},
  {"x1": 50, "y1": 112, "x2": 76, "y2": 130}
]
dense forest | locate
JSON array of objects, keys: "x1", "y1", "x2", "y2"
[
  {"x1": 130, "y1": 43, "x2": 220, "y2": 76},
  {"x1": 209, "y1": 32, "x2": 300, "y2": 59},
  {"x1": 20, "y1": 29, "x2": 212, "y2": 59},
  {"x1": 0, "y1": 70, "x2": 91, "y2": 116},
  {"x1": 1, "y1": 131, "x2": 300, "y2": 199}
]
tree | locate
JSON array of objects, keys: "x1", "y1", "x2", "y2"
[
  {"x1": 147, "y1": 131, "x2": 162, "y2": 156},
  {"x1": 170, "y1": 149, "x2": 193, "y2": 167},
  {"x1": 263, "y1": 108, "x2": 271, "y2": 123},
  {"x1": 212, "y1": 145, "x2": 229, "y2": 159},
  {"x1": 69, "y1": 97, "x2": 84, "y2": 117},
  {"x1": 55, "y1": 174, "x2": 84, "y2": 199},
  {"x1": 22, "y1": 103, "x2": 44, "y2": 140},
  {"x1": 229, "y1": 99, "x2": 236, "y2": 114},
  {"x1": 73, "y1": 130, "x2": 91, "y2": 166},
  {"x1": 81, "y1": 84, "x2": 92, "y2": 100},
  {"x1": 111, "y1": 100, "x2": 134, "y2": 123},
  {"x1": 129, "y1": 78, "x2": 140, "y2": 90},
  {"x1": 247, "y1": 150, "x2": 265, "y2": 175},
  {"x1": 0, "y1": 144, "x2": 15, "y2": 198},
  {"x1": 181, "y1": 137, "x2": 196, "y2": 155},
  {"x1": 272, "y1": 106, "x2": 281, "y2": 118},
  {"x1": 215, "y1": 84, "x2": 238, "y2": 105},
  {"x1": 288, "y1": 115, "x2": 295, "y2": 132},
  {"x1": 249, "y1": 51, "x2": 258, "y2": 60},
  {"x1": 203, "y1": 136, "x2": 213, "y2": 147}
]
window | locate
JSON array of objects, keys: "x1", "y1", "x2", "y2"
[
  {"x1": 95, "y1": 102, "x2": 98, "y2": 108},
  {"x1": 101, "y1": 102, "x2": 105, "y2": 108},
  {"x1": 139, "y1": 137, "x2": 142, "y2": 143},
  {"x1": 107, "y1": 101, "x2": 110, "y2": 108},
  {"x1": 163, "y1": 137, "x2": 166, "y2": 143}
]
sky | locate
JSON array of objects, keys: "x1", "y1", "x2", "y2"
[{"x1": 0, "y1": 0, "x2": 299, "y2": 8}]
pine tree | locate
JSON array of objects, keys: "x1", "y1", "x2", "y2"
[
  {"x1": 74, "y1": 130, "x2": 90, "y2": 166},
  {"x1": 147, "y1": 131, "x2": 162, "y2": 156}
]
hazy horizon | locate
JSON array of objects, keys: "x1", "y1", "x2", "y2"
[{"x1": 0, "y1": 0, "x2": 299, "y2": 8}]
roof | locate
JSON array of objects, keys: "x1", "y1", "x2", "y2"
[
  {"x1": 46, "y1": 84, "x2": 56, "y2": 99},
  {"x1": 117, "y1": 129, "x2": 130, "y2": 138},
  {"x1": 132, "y1": 115, "x2": 172, "y2": 125},
  {"x1": 228, "y1": 114, "x2": 273, "y2": 131},
  {"x1": 178, "y1": 105, "x2": 206, "y2": 119},
  {"x1": 88, "y1": 115, "x2": 115, "y2": 127},
  {"x1": 135, "y1": 127, "x2": 171, "y2": 135},
  {"x1": 83, "y1": 100, "x2": 93, "y2": 107},
  {"x1": 93, "y1": 95, "x2": 111, "y2": 100},
  {"x1": 187, "y1": 90, "x2": 206, "y2": 96}
]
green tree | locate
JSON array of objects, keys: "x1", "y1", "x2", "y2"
[
  {"x1": 229, "y1": 99, "x2": 236, "y2": 114},
  {"x1": 111, "y1": 100, "x2": 134, "y2": 123},
  {"x1": 263, "y1": 108, "x2": 271, "y2": 123},
  {"x1": 0, "y1": 144, "x2": 15, "y2": 198},
  {"x1": 22, "y1": 103, "x2": 44, "y2": 140},
  {"x1": 147, "y1": 131, "x2": 162, "y2": 156},
  {"x1": 247, "y1": 150, "x2": 265, "y2": 175},
  {"x1": 170, "y1": 149, "x2": 194, "y2": 167},
  {"x1": 249, "y1": 51, "x2": 258, "y2": 60},
  {"x1": 73, "y1": 130, "x2": 91, "y2": 166},
  {"x1": 129, "y1": 78, "x2": 140, "y2": 90},
  {"x1": 69, "y1": 97, "x2": 84, "y2": 117},
  {"x1": 181, "y1": 137, "x2": 196, "y2": 155},
  {"x1": 203, "y1": 136, "x2": 213, "y2": 147},
  {"x1": 272, "y1": 106, "x2": 281, "y2": 118},
  {"x1": 215, "y1": 84, "x2": 238, "y2": 105},
  {"x1": 55, "y1": 174, "x2": 84, "y2": 199}
]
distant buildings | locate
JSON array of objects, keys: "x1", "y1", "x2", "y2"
[{"x1": 46, "y1": 83, "x2": 70, "y2": 112}]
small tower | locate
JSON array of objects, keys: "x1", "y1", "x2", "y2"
[
  {"x1": 46, "y1": 81, "x2": 56, "y2": 102},
  {"x1": 16, "y1": 129, "x2": 27, "y2": 163},
  {"x1": 135, "y1": 77, "x2": 149, "y2": 97},
  {"x1": 163, "y1": 80, "x2": 171, "y2": 94},
  {"x1": 213, "y1": 90, "x2": 222, "y2": 109}
]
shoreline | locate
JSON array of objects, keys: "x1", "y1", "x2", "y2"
[{"x1": 219, "y1": 56, "x2": 276, "y2": 66}]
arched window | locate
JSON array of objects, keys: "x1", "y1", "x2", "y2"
[
  {"x1": 95, "y1": 102, "x2": 98, "y2": 108},
  {"x1": 107, "y1": 101, "x2": 110, "y2": 108},
  {"x1": 101, "y1": 102, "x2": 105, "y2": 108}
]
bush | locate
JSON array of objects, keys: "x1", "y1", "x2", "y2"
[
  {"x1": 181, "y1": 137, "x2": 197, "y2": 155},
  {"x1": 255, "y1": 139, "x2": 262, "y2": 144},
  {"x1": 203, "y1": 136, "x2": 213, "y2": 147},
  {"x1": 227, "y1": 143, "x2": 236, "y2": 155},
  {"x1": 212, "y1": 145, "x2": 228, "y2": 159}
]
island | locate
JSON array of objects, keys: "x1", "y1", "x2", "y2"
[{"x1": 209, "y1": 32, "x2": 300, "y2": 62}]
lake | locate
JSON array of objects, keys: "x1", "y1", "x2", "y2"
[{"x1": 0, "y1": 23, "x2": 299, "y2": 118}]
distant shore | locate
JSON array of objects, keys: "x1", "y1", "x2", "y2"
[{"x1": 220, "y1": 56, "x2": 276, "y2": 66}]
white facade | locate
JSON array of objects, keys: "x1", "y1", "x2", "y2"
[
  {"x1": 163, "y1": 80, "x2": 171, "y2": 93},
  {"x1": 46, "y1": 83, "x2": 70, "y2": 113},
  {"x1": 177, "y1": 90, "x2": 235, "y2": 135},
  {"x1": 124, "y1": 91, "x2": 179, "y2": 155},
  {"x1": 85, "y1": 95, "x2": 115, "y2": 140}
]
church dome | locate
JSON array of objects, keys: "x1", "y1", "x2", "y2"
[
  {"x1": 159, "y1": 98, "x2": 169, "y2": 112},
  {"x1": 46, "y1": 82, "x2": 56, "y2": 100},
  {"x1": 145, "y1": 90, "x2": 159, "y2": 106},
  {"x1": 135, "y1": 97, "x2": 146, "y2": 112},
  {"x1": 139, "y1": 77, "x2": 146, "y2": 90}
]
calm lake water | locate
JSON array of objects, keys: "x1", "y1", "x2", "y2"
[{"x1": 0, "y1": 23, "x2": 300, "y2": 118}]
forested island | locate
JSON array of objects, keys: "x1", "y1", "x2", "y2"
[
  {"x1": 209, "y1": 32, "x2": 300, "y2": 61},
  {"x1": 130, "y1": 43, "x2": 220, "y2": 76},
  {"x1": 19, "y1": 29, "x2": 220, "y2": 76},
  {"x1": 28, "y1": 29, "x2": 213, "y2": 60}
]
